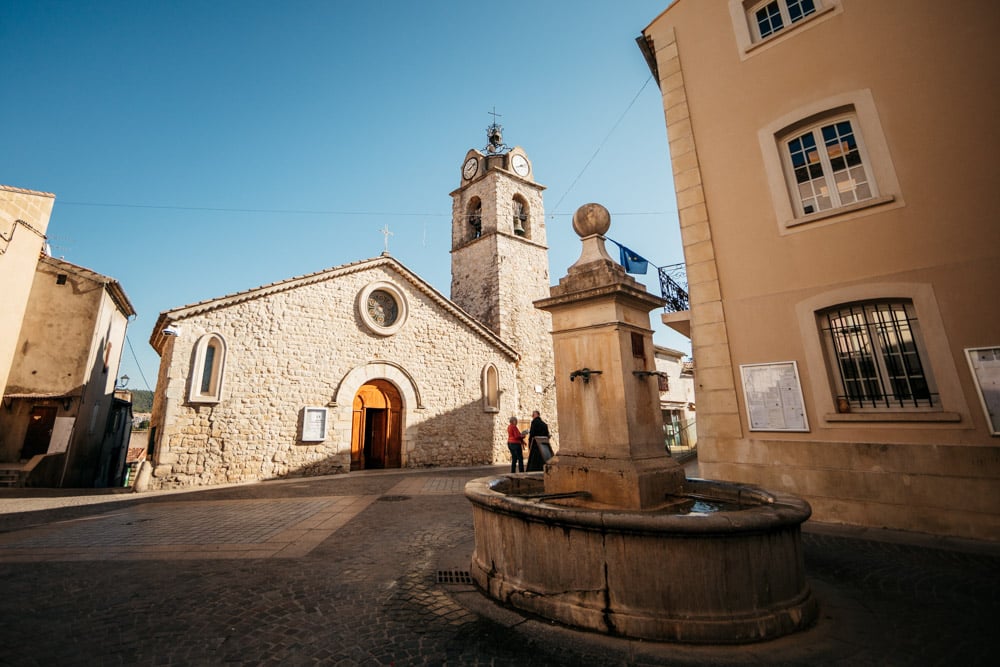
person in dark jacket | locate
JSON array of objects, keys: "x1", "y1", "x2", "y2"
[{"x1": 526, "y1": 410, "x2": 550, "y2": 472}]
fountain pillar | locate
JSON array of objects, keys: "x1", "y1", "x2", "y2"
[
  {"x1": 465, "y1": 203, "x2": 817, "y2": 643},
  {"x1": 535, "y1": 203, "x2": 684, "y2": 509}
]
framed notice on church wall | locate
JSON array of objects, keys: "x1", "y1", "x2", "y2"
[
  {"x1": 739, "y1": 362, "x2": 809, "y2": 432},
  {"x1": 301, "y1": 407, "x2": 328, "y2": 442}
]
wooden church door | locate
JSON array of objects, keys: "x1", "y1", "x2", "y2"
[{"x1": 350, "y1": 380, "x2": 402, "y2": 471}]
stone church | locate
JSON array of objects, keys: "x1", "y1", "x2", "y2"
[{"x1": 146, "y1": 128, "x2": 556, "y2": 488}]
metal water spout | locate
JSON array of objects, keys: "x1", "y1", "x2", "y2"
[{"x1": 569, "y1": 368, "x2": 602, "y2": 383}]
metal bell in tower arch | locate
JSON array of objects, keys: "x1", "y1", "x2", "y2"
[{"x1": 513, "y1": 200, "x2": 527, "y2": 237}]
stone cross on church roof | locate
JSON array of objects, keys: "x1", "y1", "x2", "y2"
[{"x1": 379, "y1": 224, "x2": 393, "y2": 253}]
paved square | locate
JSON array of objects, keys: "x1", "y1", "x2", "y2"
[
  {"x1": 0, "y1": 495, "x2": 376, "y2": 562},
  {"x1": 388, "y1": 476, "x2": 468, "y2": 495}
]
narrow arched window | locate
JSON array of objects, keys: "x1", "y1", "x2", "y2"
[
  {"x1": 467, "y1": 198, "x2": 482, "y2": 240},
  {"x1": 483, "y1": 364, "x2": 499, "y2": 411},
  {"x1": 189, "y1": 333, "x2": 226, "y2": 403}
]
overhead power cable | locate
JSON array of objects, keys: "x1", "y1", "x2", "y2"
[
  {"x1": 59, "y1": 201, "x2": 442, "y2": 217},
  {"x1": 57, "y1": 200, "x2": 667, "y2": 218},
  {"x1": 550, "y1": 75, "x2": 654, "y2": 216},
  {"x1": 59, "y1": 75, "x2": 663, "y2": 224},
  {"x1": 125, "y1": 334, "x2": 154, "y2": 393}
]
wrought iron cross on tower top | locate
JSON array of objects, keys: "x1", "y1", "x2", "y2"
[{"x1": 485, "y1": 106, "x2": 507, "y2": 154}]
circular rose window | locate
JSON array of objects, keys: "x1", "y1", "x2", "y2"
[
  {"x1": 358, "y1": 281, "x2": 408, "y2": 336},
  {"x1": 367, "y1": 289, "x2": 398, "y2": 327}
]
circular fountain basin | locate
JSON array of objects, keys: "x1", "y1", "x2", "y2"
[{"x1": 465, "y1": 474, "x2": 817, "y2": 644}]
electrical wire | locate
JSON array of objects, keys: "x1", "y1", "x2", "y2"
[
  {"x1": 56, "y1": 200, "x2": 667, "y2": 219},
  {"x1": 125, "y1": 333, "x2": 153, "y2": 393},
  {"x1": 59, "y1": 201, "x2": 442, "y2": 217},
  {"x1": 550, "y1": 75, "x2": 654, "y2": 216},
  {"x1": 55, "y1": 78, "x2": 664, "y2": 225}
]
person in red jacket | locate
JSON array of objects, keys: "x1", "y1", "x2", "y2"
[{"x1": 507, "y1": 416, "x2": 525, "y2": 473}]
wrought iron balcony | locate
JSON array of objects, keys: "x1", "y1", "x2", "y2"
[{"x1": 658, "y1": 264, "x2": 689, "y2": 313}]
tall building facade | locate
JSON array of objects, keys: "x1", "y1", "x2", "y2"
[
  {"x1": 451, "y1": 123, "x2": 556, "y2": 422},
  {"x1": 641, "y1": 0, "x2": 1000, "y2": 539}
]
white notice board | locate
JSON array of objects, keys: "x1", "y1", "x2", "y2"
[
  {"x1": 49, "y1": 417, "x2": 76, "y2": 454},
  {"x1": 301, "y1": 407, "x2": 328, "y2": 442},
  {"x1": 740, "y1": 362, "x2": 809, "y2": 432},
  {"x1": 965, "y1": 347, "x2": 1000, "y2": 436}
]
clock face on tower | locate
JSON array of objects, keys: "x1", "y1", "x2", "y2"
[
  {"x1": 511, "y1": 154, "x2": 530, "y2": 177},
  {"x1": 463, "y1": 157, "x2": 479, "y2": 180}
]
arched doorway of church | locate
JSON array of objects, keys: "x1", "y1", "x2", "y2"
[{"x1": 350, "y1": 380, "x2": 402, "y2": 471}]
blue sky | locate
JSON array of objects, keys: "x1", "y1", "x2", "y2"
[{"x1": 1, "y1": 0, "x2": 684, "y2": 392}]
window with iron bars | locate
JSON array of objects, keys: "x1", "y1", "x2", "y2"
[{"x1": 819, "y1": 300, "x2": 937, "y2": 409}]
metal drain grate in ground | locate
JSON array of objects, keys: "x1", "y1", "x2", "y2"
[
  {"x1": 377, "y1": 495, "x2": 411, "y2": 502},
  {"x1": 436, "y1": 569, "x2": 473, "y2": 585}
]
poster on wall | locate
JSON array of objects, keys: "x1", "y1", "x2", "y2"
[
  {"x1": 48, "y1": 417, "x2": 75, "y2": 454},
  {"x1": 301, "y1": 407, "x2": 328, "y2": 442},
  {"x1": 740, "y1": 361, "x2": 809, "y2": 432},
  {"x1": 965, "y1": 347, "x2": 1000, "y2": 436}
]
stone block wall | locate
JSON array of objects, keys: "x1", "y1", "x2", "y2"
[{"x1": 150, "y1": 264, "x2": 519, "y2": 488}]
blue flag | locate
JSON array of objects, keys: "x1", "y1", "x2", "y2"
[{"x1": 619, "y1": 245, "x2": 649, "y2": 274}]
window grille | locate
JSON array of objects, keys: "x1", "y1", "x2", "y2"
[{"x1": 820, "y1": 301, "x2": 936, "y2": 409}]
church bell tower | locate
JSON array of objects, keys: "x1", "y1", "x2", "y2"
[{"x1": 450, "y1": 120, "x2": 555, "y2": 418}]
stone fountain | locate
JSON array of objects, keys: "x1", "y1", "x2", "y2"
[{"x1": 465, "y1": 204, "x2": 817, "y2": 644}]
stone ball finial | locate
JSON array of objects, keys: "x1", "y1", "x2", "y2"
[{"x1": 572, "y1": 203, "x2": 611, "y2": 237}]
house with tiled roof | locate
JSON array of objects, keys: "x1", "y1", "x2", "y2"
[{"x1": 0, "y1": 225, "x2": 136, "y2": 487}]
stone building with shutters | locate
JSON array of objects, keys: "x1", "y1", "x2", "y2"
[{"x1": 146, "y1": 128, "x2": 557, "y2": 488}]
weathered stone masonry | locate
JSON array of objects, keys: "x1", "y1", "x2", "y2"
[{"x1": 149, "y1": 258, "x2": 520, "y2": 488}]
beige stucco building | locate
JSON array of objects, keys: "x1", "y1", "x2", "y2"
[
  {"x1": 654, "y1": 345, "x2": 696, "y2": 451},
  {"x1": 146, "y1": 133, "x2": 557, "y2": 488},
  {"x1": 641, "y1": 0, "x2": 1000, "y2": 540},
  {"x1": 1, "y1": 188, "x2": 136, "y2": 486},
  {"x1": 1, "y1": 186, "x2": 55, "y2": 396}
]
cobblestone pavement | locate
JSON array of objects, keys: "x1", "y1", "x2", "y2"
[{"x1": 0, "y1": 465, "x2": 997, "y2": 666}]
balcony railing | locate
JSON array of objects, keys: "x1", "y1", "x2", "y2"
[{"x1": 658, "y1": 264, "x2": 689, "y2": 313}]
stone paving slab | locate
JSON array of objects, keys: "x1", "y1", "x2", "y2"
[
  {"x1": 0, "y1": 495, "x2": 376, "y2": 562},
  {"x1": 0, "y1": 465, "x2": 996, "y2": 665},
  {"x1": 387, "y1": 476, "x2": 469, "y2": 496}
]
